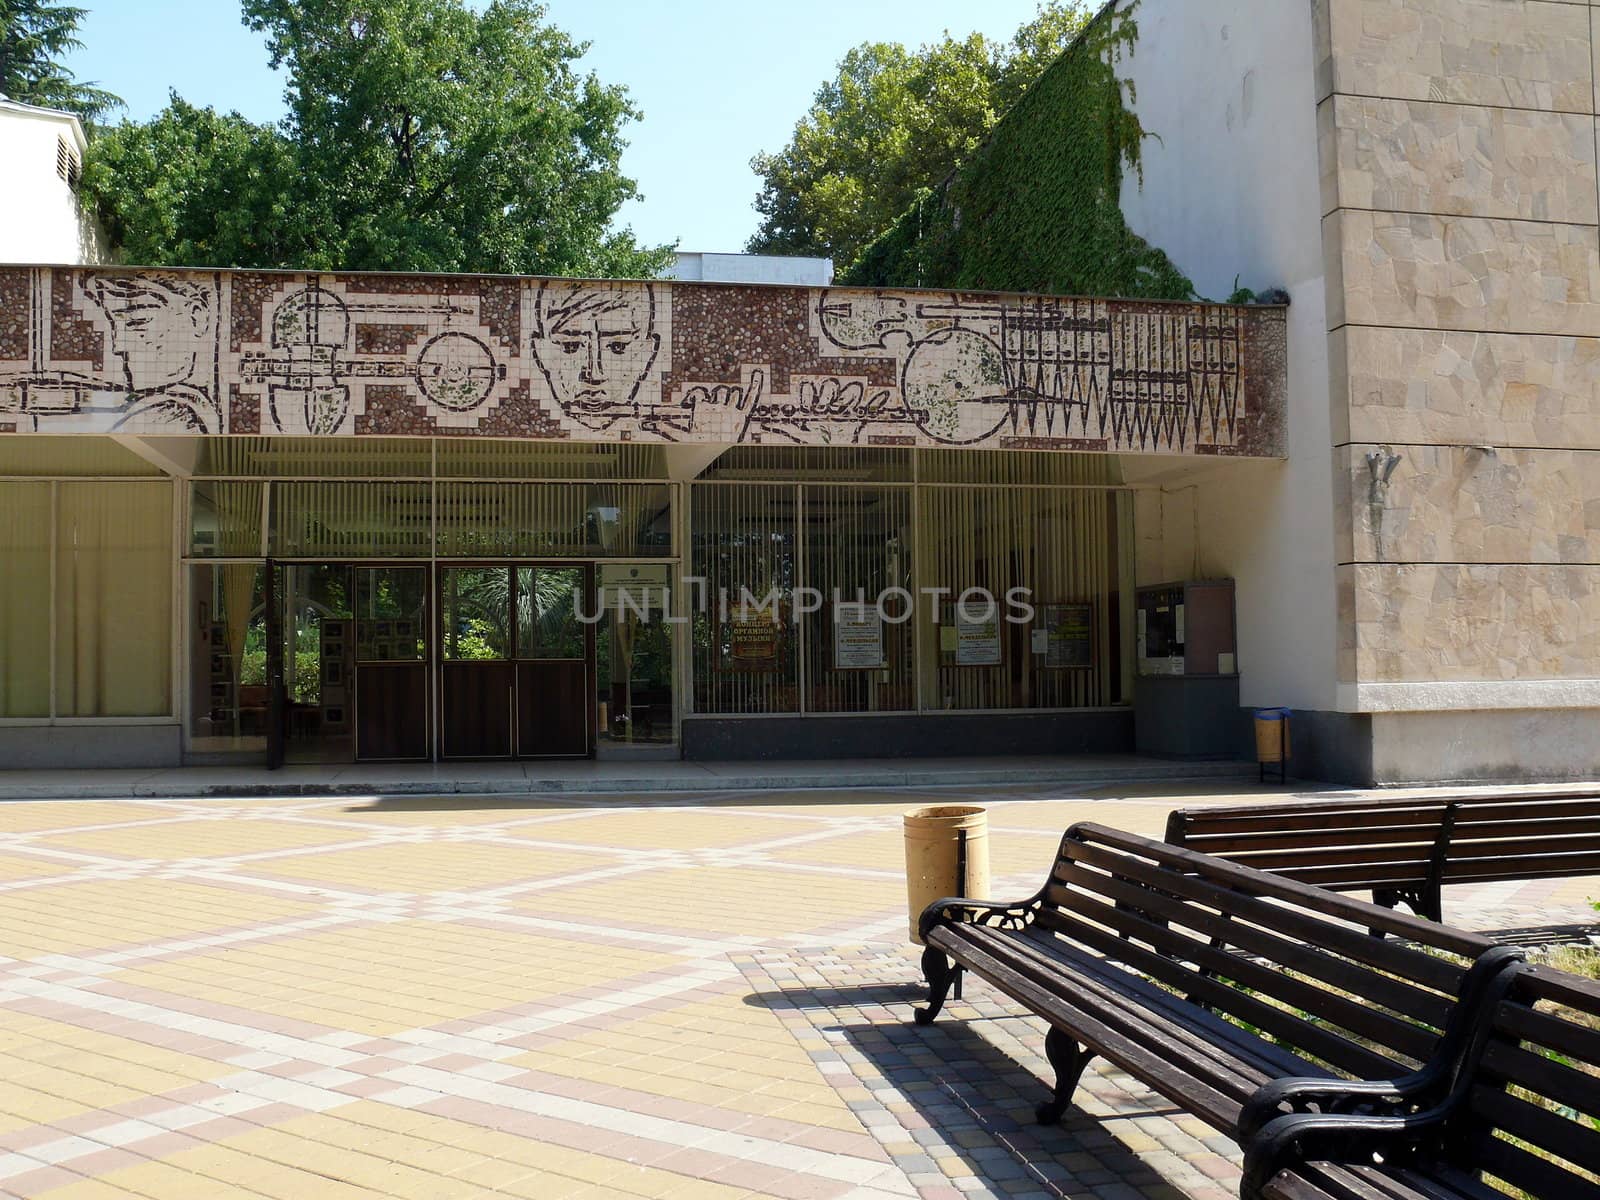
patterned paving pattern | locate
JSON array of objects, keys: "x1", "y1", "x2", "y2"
[{"x1": 0, "y1": 785, "x2": 1587, "y2": 1200}]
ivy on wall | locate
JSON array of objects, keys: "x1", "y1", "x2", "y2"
[{"x1": 842, "y1": 2, "x2": 1195, "y2": 300}]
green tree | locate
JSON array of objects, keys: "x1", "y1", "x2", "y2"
[
  {"x1": 83, "y1": 97, "x2": 303, "y2": 267},
  {"x1": 0, "y1": 0, "x2": 121, "y2": 124},
  {"x1": 83, "y1": 0, "x2": 670, "y2": 276},
  {"x1": 747, "y1": 2, "x2": 1089, "y2": 269}
]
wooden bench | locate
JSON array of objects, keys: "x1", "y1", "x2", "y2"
[
  {"x1": 915, "y1": 822, "x2": 1521, "y2": 1140},
  {"x1": 1245, "y1": 959, "x2": 1600, "y2": 1200},
  {"x1": 1165, "y1": 791, "x2": 1600, "y2": 924}
]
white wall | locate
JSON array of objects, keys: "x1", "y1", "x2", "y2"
[
  {"x1": 1115, "y1": 0, "x2": 1337, "y2": 713},
  {"x1": 0, "y1": 106, "x2": 103, "y2": 265},
  {"x1": 670, "y1": 251, "x2": 833, "y2": 286}
]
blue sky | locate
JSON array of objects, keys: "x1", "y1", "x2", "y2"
[{"x1": 64, "y1": 1, "x2": 1057, "y2": 257}]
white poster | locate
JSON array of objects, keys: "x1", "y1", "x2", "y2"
[
  {"x1": 834, "y1": 604, "x2": 885, "y2": 670},
  {"x1": 955, "y1": 613, "x2": 1002, "y2": 667},
  {"x1": 599, "y1": 564, "x2": 671, "y2": 613}
]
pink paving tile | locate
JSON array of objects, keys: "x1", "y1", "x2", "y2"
[
  {"x1": 423, "y1": 1053, "x2": 483, "y2": 1073},
  {"x1": 648, "y1": 1147, "x2": 731, "y2": 1179},
  {"x1": 2, "y1": 1164, "x2": 91, "y2": 1195},
  {"x1": 704, "y1": 1158, "x2": 847, "y2": 1198}
]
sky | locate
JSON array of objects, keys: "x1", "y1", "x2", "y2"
[{"x1": 63, "y1": 0, "x2": 1056, "y2": 258}]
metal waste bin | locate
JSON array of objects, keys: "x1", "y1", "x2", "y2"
[
  {"x1": 903, "y1": 805, "x2": 990, "y2": 944},
  {"x1": 1254, "y1": 707, "x2": 1292, "y2": 783}
]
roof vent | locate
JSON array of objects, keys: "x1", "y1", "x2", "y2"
[{"x1": 56, "y1": 136, "x2": 80, "y2": 191}]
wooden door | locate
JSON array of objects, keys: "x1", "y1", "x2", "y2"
[
  {"x1": 441, "y1": 662, "x2": 514, "y2": 758},
  {"x1": 438, "y1": 565, "x2": 514, "y2": 760},
  {"x1": 514, "y1": 565, "x2": 592, "y2": 759},
  {"x1": 353, "y1": 566, "x2": 431, "y2": 762},
  {"x1": 356, "y1": 662, "x2": 429, "y2": 760}
]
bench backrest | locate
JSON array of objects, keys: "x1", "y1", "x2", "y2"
[
  {"x1": 1165, "y1": 792, "x2": 1600, "y2": 894},
  {"x1": 1048, "y1": 824, "x2": 1500, "y2": 1082},
  {"x1": 1454, "y1": 964, "x2": 1600, "y2": 1198}
]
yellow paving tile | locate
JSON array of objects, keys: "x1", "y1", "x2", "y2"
[
  {"x1": 0, "y1": 850, "x2": 85, "y2": 881},
  {"x1": 0, "y1": 878, "x2": 318, "y2": 957},
  {"x1": 318, "y1": 798, "x2": 586, "y2": 826},
  {"x1": 0, "y1": 802, "x2": 172, "y2": 833},
  {"x1": 34, "y1": 816, "x2": 373, "y2": 860},
  {"x1": 244, "y1": 839, "x2": 617, "y2": 891},
  {"x1": 522, "y1": 863, "x2": 903, "y2": 937},
  {"x1": 114, "y1": 921, "x2": 678, "y2": 1034},
  {"x1": 505, "y1": 807, "x2": 833, "y2": 850}
]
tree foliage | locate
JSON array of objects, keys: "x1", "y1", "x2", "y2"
[
  {"x1": 82, "y1": 0, "x2": 670, "y2": 276},
  {"x1": 747, "y1": 2, "x2": 1091, "y2": 268},
  {"x1": 843, "y1": 2, "x2": 1196, "y2": 301},
  {"x1": 0, "y1": 0, "x2": 121, "y2": 124}
]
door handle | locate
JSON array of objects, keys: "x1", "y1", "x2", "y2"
[{"x1": 509, "y1": 684, "x2": 516, "y2": 758}]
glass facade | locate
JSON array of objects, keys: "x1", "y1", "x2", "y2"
[
  {"x1": 3, "y1": 436, "x2": 1136, "y2": 764},
  {"x1": 0, "y1": 479, "x2": 173, "y2": 721}
]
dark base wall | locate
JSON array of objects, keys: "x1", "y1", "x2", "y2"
[
  {"x1": 0, "y1": 725, "x2": 181, "y2": 770},
  {"x1": 1232, "y1": 708, "x2": 1373, "y2": 786},
  {"x1": 682, "y1": 710, "x2": 1134, "y2": 761}
]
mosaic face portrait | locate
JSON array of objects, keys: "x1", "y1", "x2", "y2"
[
  {"x1": 529, "y1": 283, "x2": 661, "y2": 430},
  {"x1": 83, "y1": 274, "x2": 213, "y2": 395}
]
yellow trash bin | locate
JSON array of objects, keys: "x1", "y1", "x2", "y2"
[
  {"x1": 903, "y1": 805, "x2": 990, "y2": 945},
  {"x1": 1254, "y1": 707, "x2": 1292, "y2": 783}
]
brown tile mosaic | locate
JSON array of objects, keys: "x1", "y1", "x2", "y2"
[{"x1": 0, "y1": 266, "x2": 1286, "y2": 455}]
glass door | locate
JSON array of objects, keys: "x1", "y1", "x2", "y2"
[
  {"x1": 595, "y1": 573, "x2": 674, "y2": 752},
  {"x1": 515, "y1": 566, "x2": 592, "y2": 758},
  {"x1": 280, "y1": 563, "x2": 355, "y2": 764},
  {"x1": 355, "y1": 566, "x2": 429, "y2": 761},
  {"x1": 439, "y1": 565, "x2": 515, "y2": 759}
]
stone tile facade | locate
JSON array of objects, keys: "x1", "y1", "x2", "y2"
[
  {"x1": 1324, "y1": 0, "x2": 1594, "y2": 112},
  {"x1": 1333, "y1": 326, "x2": 1600, "y2": 449},
  {"x1": 1319, "y1": 95, "x2": 1598, "y2": 223},
  {"x1": 1335, "y1": 443, "x2": 1600, "y2": 564},
  {"x1": 1341, "y1": 562, "x2": 1600, "y2": 681},
  {"x1": 1323, "y1": 0, "x2": 1600, "y2": 701},
  {"x1": 0, "y1": 266, "x2": 1287, "y2": 457}
]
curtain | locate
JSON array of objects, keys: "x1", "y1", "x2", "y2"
[
  {"x1": 0, "y1": 483, "x2": 51, "y2": 716},
  {"x1": 56, "y1": 482, "x2": 173, "y2": 717},
  {"x1": 221, "y1": 563, "x2": 258, "y2": 675}
]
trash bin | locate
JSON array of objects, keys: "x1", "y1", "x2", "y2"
[
  {"x1": 1254, "y1": 707, "x2": 1292, "y2": 783},
  {"x1": 903, "y1": 805, "x2": 990, "y2": 944}
]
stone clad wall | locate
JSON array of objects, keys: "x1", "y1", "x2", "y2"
[
  {"x1": 1321, "y1": 0, "x2": 1600, "y2": 731},
  {"x1": 0, "y1": 266, "x2": 1286, "y2": 458}
]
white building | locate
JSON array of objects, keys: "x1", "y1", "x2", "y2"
[
  {"x1": 0, "y1": 96, "x2": 104, "y2": 265},
  {"x1": 670, "y1": 251, "x2": 832, "y2": 286}
]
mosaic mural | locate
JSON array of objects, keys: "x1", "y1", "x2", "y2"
[{"x1": 0, "y1": 267, "x2": 1287, "y2": 455}]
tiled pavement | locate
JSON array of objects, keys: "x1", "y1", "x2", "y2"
[{"x1": 0, "y1": 782, "x2": 1589, "y2": 1199}]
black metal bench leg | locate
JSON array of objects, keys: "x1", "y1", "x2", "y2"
[
  {"x1": 1036, "y1": 1027, "x2": 1095, "y2": 1126},
  {"x1": 914, "y1": 947, "x2": 956, "y2": 1026}
]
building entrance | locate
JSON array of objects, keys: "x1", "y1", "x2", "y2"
[
  {"x1": 438, "y1": 564, "x2": 593, "y2": 760},
  {"x1": 267, "y1": 563, "x2": 431, "y2": 765}
]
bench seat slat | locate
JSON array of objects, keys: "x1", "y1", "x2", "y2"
[
  {"x1": 1038, "y1": 882, "x2": 1439, "y2": 1067},
  {"x1": 1028, "y1": 901, "x2": 1410, "y2": 1080},
  {"x1": 952, "y1": 924, "x2": 1306, "y2": 1099},
  {"x1": 925, "y1": 925, "x2": 1242, "y2": 1130}
]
